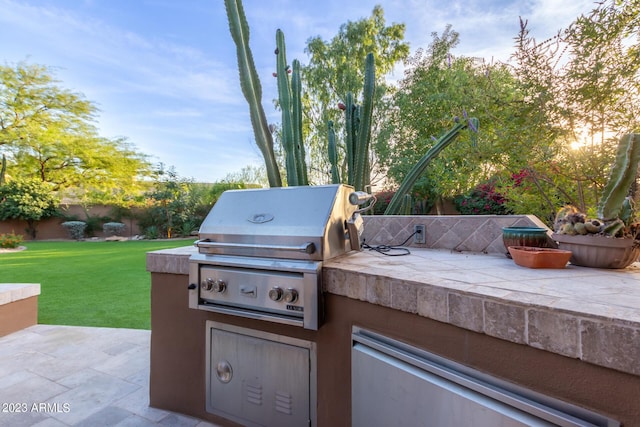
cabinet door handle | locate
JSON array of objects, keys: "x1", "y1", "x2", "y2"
[{"x1": 240, "y1": 286, "x2": 257, "y2": 298}]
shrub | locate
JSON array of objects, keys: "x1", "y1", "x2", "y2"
[
  {"x1": 373, "y1": 189, "x2": 435, "y2": 215},
  {"x1": 103, "y1": 222, "x2": 126, "y2": 236},
  {"x1": 454, "y1": 181, "x2": 510, "y2": 215},
  {"x1": 143, "y1": 225, "x2": 159, "y2": 239},
  {"x1": 177, "y1": 220, "x2": 198, "y2": 237},
  {"x1": 61, "y1": 221, "x2": 87, "y2": 240},
  {"x1": 0, "y1": 232, "x2": 23, "y2": 248},
  {"x1": 0, "y1": 179, "x2": 59, "y2": 239}
]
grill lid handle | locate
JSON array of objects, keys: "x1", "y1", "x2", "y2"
[{"x1": 194, "y1": 239, "x2": 316, "y2": 255}]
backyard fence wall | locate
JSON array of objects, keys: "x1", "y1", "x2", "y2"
[{"x1": 0, "y1": 204, "x2": 142, "y2": 240}]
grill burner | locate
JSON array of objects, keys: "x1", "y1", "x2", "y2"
[{"x1": 188, "y1": 184, "x2": 366, "y2": 330}]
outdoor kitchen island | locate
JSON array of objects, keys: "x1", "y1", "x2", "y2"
[{"x1": 147, "y1": 241, "x2": 640, "y2": 427}]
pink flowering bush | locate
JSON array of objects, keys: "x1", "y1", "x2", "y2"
[{"x1": 454, "y1": 181, "x2": 510, "y2": 215}]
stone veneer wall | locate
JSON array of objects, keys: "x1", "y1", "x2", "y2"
[{"x1": 362, "y1": 214, "x2": 552, "y2": 254}]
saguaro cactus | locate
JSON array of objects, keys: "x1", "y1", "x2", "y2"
[{"x1": 224, "y1": 0, "x2": 282, "y2": 187}]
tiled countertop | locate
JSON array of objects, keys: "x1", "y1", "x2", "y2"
[
  {"x1": 0, "y1": 283, "x2": 41, "y2": 305},
  {"x1": 147, "y1": 246, "x2": 640, "y2": 377},
  {"x1": 324, "y1": 248, "x2": 640, "y2": 377}
]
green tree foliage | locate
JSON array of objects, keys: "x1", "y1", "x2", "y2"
[
  {"x1": 0, "y1": 179, "x2": 59, "y2": 238},
  {"x1": 378, "y1": 26, "x2": 521, "y2": 213},
  {"x1": 378, "y1": 1, "x2": 639, "y2": 224},
  {"x1": 505, "y1": 0, "x2": 640, "y2": 222},
  {"x1": 136, "y1": 166, "x2": 254, "y2": 239},
  {"x1": 138, "y1": 166, "x2": 197, "y2": 239},
  {"x1": 221, "y1": 164, "x2": 269, "y2": 188},
  {"x1": 0, "y1": 62, "x2": 154, "y2": 206},
  {"x1": 301, "y1": 5, "x2": 409, "y2": 184}
]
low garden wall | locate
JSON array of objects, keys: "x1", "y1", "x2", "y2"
[
  {"x1": 0, "y1": 283, "x2": 40, "y2": 337},
  {"x1": 0, "y1": 204, "x2": 142, "y2": 240}
]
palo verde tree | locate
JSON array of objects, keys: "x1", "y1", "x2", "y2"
[{"x1": 0, "y1": 62, "x2": 154, "y2": 206}]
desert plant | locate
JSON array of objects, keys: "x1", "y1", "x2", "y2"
[
  {"x1": 224, "y1": 0, "x2": 282, "y2": 187},
  {"x1": 0, "y1": 232, "x2": 23, "y2": 248},
  {"x1": 177, "y1": 220, "x2": 197, "y2": 237},
  {"x1": 275, "y1": 30, "x2": 307, "y2": 186},
  {"x1": 384, "y1": 115, "x2": 479, "y2": 215},
  {"x1": 328, "y1": 52, "x2": 376, "y2": 191},
  {"x1": 103, "y1": 222, "x2": 126, "y2": 236},
  {"x1": 61, "y1": 221, "x2": 87, "y2": 240},
  {"x1": 0, "y1": 154, "x2": 6, "y2": 185},
  {"x1": 554, "y1": 133, "x2": 640, "y2": 237},
  {"x1": 143, "y1": 225, "x2": 160, "y2": 240}
]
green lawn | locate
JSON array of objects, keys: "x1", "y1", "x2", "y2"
[{"x1": 0, "y1": 239, "x2": 193, "y2": 329}]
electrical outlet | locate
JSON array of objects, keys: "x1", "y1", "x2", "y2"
[{"x1": 414, "y1": 224, "x2": 425, "y2": 244}]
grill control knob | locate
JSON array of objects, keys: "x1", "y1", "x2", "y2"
[
  {"x1": 212, "y1": 279, "x2": 226, "y2": 293},
  {"x1": 202, "y1": 278, "x2": 215, "y2": 291},
  {"x1": 268, "y1": 287, "x2": 283, "y2": 301},
  {"x1": 283, "y1": 288, "x2": 298, "y2": 303}
]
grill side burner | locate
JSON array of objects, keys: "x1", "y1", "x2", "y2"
[{"x1": 189, "y1": 184, "x2": 363, "y2": 330}]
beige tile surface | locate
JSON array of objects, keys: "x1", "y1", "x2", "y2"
[
  {"x1": 0, "y1": 325, "x2": 221, "y2": 427},
  {"x1": 324, "y1": 247, "x2": 640, "y2": 376}
]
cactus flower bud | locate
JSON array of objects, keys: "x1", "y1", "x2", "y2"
[
  {"x1": 338, "y1": 102, "x2": 346, "y2": 111},
  {"x1": 272, "y1": 72, "x2": 277, "y2": 77},
  {"x1": 274, "y1": 48, "x2": 279, "y2": 54}
]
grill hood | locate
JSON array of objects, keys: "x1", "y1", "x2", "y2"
[{"x1": 195, "y1": 184, "x2": 358, "y2": 261}]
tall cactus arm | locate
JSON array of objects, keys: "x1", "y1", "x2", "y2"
[
  {"x1": 327, "y1": 121, "x2": 340, "y2": 184},
  {"x1": 291, "y1": 59, "x2": 308, "y2": 185},
  {"x1": 354, "y1": 53, "x2": 376, "y2": 191},
  {"x1": 0, "y1": 154, "x2": 6, "y2": 185},
  {"x1": 597, "y1": 133, "x2": 640, "y2": 220},
  {"x1": 225, "y1": 0, "x2": 281, "y2": 187},
  {"x1": 384, "y1": 122, "x2": 467, "y2": 215},
  {"x1": 275, "y1": 29, "x2": 298, "y2": 186},
  {"x1": 345, "y1": 92, "x2": 356, "y2": 186}
]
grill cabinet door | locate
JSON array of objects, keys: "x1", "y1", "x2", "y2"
[{"x1": 208, "y1": 326, "x2": 310, "y2": 427}]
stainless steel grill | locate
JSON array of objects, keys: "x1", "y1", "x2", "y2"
[{"x1": 188, "y1": 184, "x2": 362, "y2": 330}]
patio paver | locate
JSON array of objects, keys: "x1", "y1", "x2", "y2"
[{"x1": 0, "y1": 325, "x2": 220, "y2": 427}]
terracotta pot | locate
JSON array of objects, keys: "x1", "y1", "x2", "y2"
[
  {"x1": 551, "y1": 233, "x2": 640, "y2": 269},
  {"x1": 507, "y1": 246, "x2": 572, "y2": 269}
]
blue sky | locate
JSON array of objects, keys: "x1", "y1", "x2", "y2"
[{"x1": 0, "y1": 0, "x2": 595, "y2": 183}]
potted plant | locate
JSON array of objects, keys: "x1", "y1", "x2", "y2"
[{"x1": 552, "y1": 133, "x2": 640, "y2": 268}]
